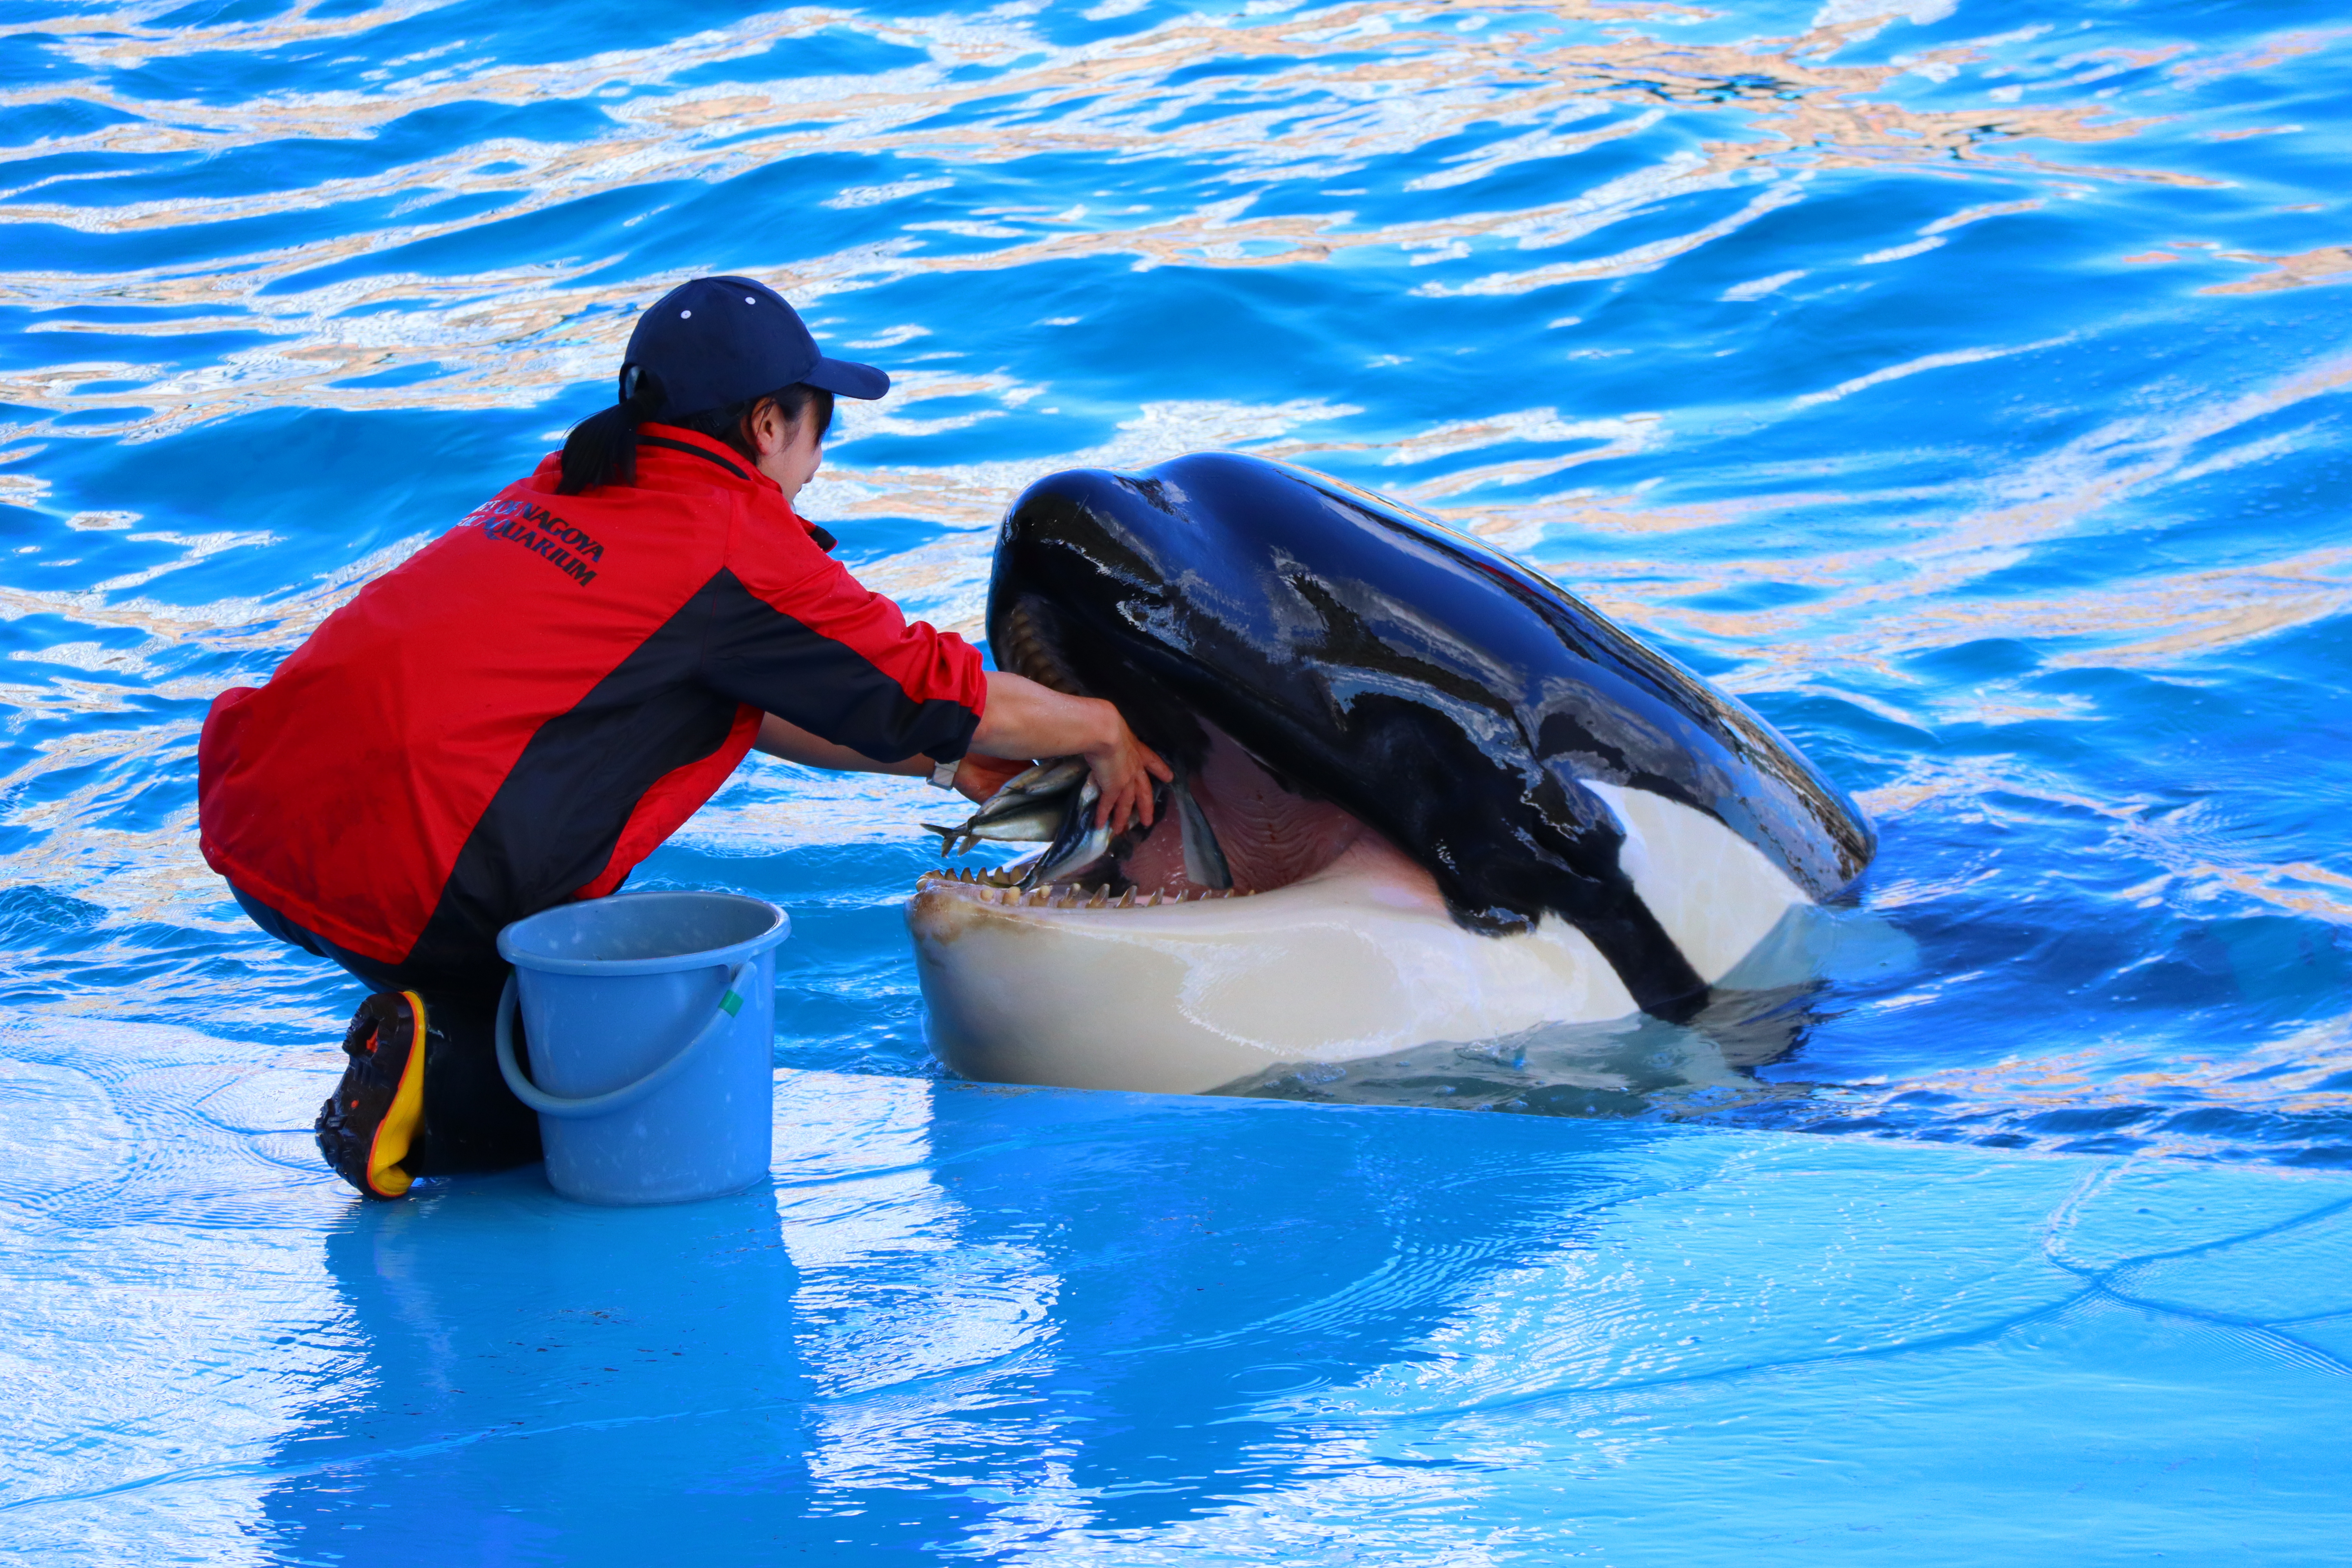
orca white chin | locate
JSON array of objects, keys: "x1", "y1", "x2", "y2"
[
  {"x1": 907, "y1": 753, "x2": 1818, "y2": 1096},
  {"x1": 907, "y1": 835, "x2": 1624, "y2": 1095}
]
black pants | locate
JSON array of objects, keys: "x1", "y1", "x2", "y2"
[{"x1": 233, "y1": 884, "x2": 542, "y2": 1172}]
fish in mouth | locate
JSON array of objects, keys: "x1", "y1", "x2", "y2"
[{"x1": 906, "y1": 452, "x2": 1876, "y2": 1095}]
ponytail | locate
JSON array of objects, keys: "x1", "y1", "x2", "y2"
[
  {"x1": 556, "y1": 366, "x2": 666, "y2": 495},
  {"x1": 555, "y1": 369, "x2": 835, "y2": 495}
]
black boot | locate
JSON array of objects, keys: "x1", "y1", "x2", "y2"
[
  {"x1": 316, "y1": 991, "x2": 431, "y2": 1199},
  {"x1": 315, "y1": 991, "x2": 543, "y2": 1198}
]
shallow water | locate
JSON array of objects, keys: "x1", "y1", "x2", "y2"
[{"x1": 2, "y1": 0, "x2": 2350, "y2": 1557}]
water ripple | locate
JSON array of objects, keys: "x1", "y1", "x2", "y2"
[{"x1": 0, "y1": 0, "x2": 2347, "y2": 1167}]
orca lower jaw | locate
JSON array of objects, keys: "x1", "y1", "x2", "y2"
[{"x1": 903, "y1": 836, "x2": 1635, "y2": 1095}]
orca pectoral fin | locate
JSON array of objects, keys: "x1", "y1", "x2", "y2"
[{"x1": 1575, "y1": 870, "x2": 1709, "y2": 1024}]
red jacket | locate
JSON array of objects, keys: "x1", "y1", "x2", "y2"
[{"x1": 198, "y1": 425, "x2": 985, "y2": 970}]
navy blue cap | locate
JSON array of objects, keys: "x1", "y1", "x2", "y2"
[{"x1": 621, "y1": 276, "x2": 889, "y2": 418}]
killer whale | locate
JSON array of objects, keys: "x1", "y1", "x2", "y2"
[{"x1": 906, "y1": 452, "x2": 1875, "y2": 1094}]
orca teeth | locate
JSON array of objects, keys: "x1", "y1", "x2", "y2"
[{"x1": 923, "y1": 877, "x2": 1263, "y2": 907}]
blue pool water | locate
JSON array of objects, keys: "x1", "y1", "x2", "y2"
[{"x1": 2, "y1": 0, "x2": 2348, "y2": 1559}]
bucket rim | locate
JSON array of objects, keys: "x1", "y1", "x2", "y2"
[{"x1": 496, "y1": 889, "x2": 790, "y2": 976}]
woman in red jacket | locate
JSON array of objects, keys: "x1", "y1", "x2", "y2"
[{"x1": 199, "y1": 276, "x2": 1166, "y2": 1200}]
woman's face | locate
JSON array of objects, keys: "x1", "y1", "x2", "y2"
[{"x1": 749, "y1": 398, "x2": 824, "y2": 504}]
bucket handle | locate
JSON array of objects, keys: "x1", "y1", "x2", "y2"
[{"x1": 494, "y1": 962, "x2": 754, "y2": 1121}]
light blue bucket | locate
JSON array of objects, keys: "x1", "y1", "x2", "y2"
[{"x1": 494, "y1": 890, "x2": 789, "y2": 1206}]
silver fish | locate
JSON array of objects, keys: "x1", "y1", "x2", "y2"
[
  {"x1": 923, "y1": 757, "x2": 1089, "y2": 855},
  {"x1": 1025, "y1": 779, "x2": 1110, "y2": 886},
  {"x1": 982, "y1": 757, "x2": 1087, "y2": 810},
  {"x1": 922, "y1": 802, "x2": 1062, "y2": 854}
]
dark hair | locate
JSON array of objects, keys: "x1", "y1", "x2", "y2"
[{"x1": 556, "y1": 372, "x2": 836, "y2": 495}]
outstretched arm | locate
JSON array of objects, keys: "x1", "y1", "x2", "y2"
[
  {"x1": 754, "y1": 714, "x2": 1009, "y2": 802},
  {"x1": 756, "y1": 670, "x2": 1168, "y2": 826}
]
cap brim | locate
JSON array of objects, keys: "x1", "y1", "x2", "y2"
[{"x1": 804, "y1": 356, "x2": 890, "y2": 400}]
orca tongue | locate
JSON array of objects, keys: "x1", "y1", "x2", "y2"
[{"x1": 1173, "y1": 775, "x2": 1232, "y2": 890}]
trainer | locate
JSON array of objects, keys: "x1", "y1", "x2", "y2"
[{"x1": 198, "y1": 275, "x2": 1167, "y2": 1200}]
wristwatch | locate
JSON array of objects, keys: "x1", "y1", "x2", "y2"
[{"x1": 926, "y1": 757, "x2": 960, "y2": 789}]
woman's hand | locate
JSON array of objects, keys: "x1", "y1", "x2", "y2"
[
  {"x1": 970, "y1": 671, "x2": 1172, "y2": 832},
  {"x1": 952, "y1": 753, "x2": 1031, "y2": 803},
  {"x1": 1078, "y1": 712, "x2": 1169, "y2": 833}
]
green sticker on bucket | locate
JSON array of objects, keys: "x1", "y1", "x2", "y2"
[{"x1": 719, "y1": 990, "x2": 743, "y2": 1017}]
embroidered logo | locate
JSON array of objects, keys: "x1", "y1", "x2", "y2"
[{"x1": 463, "y1": 498, "x2": 603, "y2": 587}]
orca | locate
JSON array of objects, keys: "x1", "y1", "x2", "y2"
[{"x1": 906, "y1": 452, "x2": 1875, "y2": 1095}]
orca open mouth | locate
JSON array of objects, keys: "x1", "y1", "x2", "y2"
[
  {"x1": 915, "y1": 569, "x2": 1448, "y2": 911},
  {"x1": 918, "y1": 707, "x2": 1434, "y2": 914},
  {"x1": 927, "y1": 575, "x2": 1443, "y2": 908}
]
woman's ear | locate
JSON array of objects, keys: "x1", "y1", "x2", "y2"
[{"x1": 744, "y1": 397, "x2": 786, "y2": 459}]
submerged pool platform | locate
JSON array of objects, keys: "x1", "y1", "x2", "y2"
[{"x1": 3, "y1": 1016, "x2": 2345, "y2": 1564}]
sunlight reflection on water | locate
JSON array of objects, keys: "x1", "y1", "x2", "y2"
[{"x1": 0, "y1": 0, "x2": 2348, "y2": 1166}]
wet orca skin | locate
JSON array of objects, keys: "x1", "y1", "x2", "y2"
[{"x1": 987, "y1": 452, "x2": 1876, "y2": 1022}]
